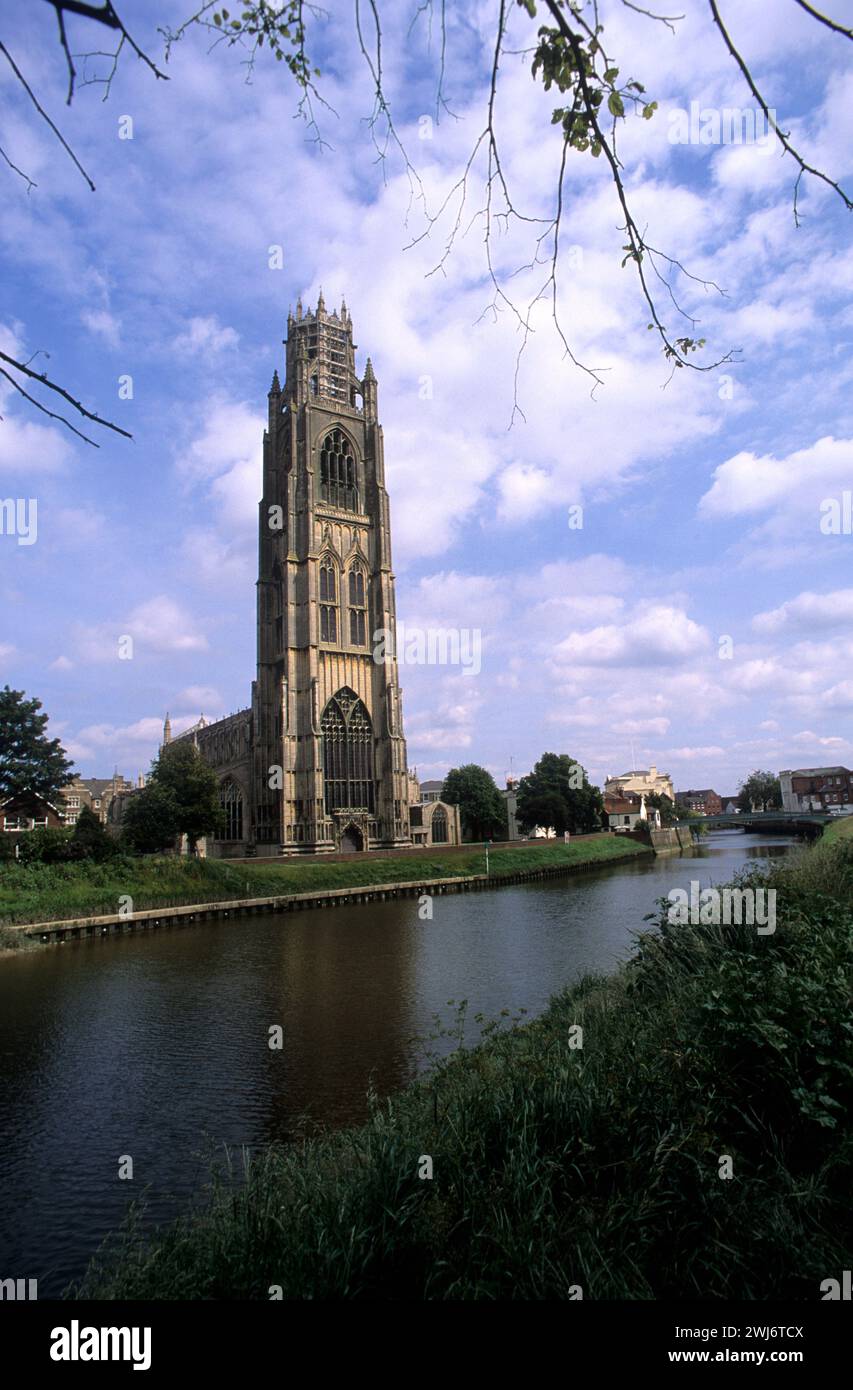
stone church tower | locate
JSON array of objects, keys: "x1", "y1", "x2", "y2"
[{"x1": 252, "y1": 293, "x2": 411, "y2": 852}]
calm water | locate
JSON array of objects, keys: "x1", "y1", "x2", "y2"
[{"x1": 0, "y1": 831, "x2": 795, "y2": 1294}]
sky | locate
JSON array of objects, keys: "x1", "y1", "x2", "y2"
[{"x1": 1, "y1": 0, "x2": 852, "y2": 796}]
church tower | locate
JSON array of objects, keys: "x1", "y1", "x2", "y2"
[{"x1": 252, "y1": 294, "x2": 411, "y2": 852}]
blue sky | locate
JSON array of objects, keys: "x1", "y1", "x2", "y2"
[{"x1": 1, "y1": 0, "x2": 852, "y2": 795}]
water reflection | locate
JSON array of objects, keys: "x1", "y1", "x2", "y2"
[{"x1": 0, "y1": 832, "x2": 795, "y2": 1293}]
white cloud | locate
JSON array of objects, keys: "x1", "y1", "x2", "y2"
[
  {"x1": 554, "y1": 604, "x2": 710, "y2": 668},
  {"x1": 81, "y1": 309, "x2": 121, "y2": 347},
  {"x1": 173, "y1": 316, "x2": 239, "y2": 355},
  {"x1": 753, "y1": 588, "x2": 853, "y2": 634}
]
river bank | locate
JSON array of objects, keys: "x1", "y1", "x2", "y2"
[
  {"x1": 70, "y1": 826, "x2": 852, "y2": 1300},
  {"x1": 0, "y1": 835, "x2": 650, "y2": 946}
]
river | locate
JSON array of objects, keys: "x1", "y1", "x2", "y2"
[{"x1": 0, "y1": 830, "x2": 796, "y2": 1295}]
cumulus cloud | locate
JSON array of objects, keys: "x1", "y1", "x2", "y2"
[
  {"x1": 173, "y1": 316, "x2": 239, "y2": 355},
  {"x1": 753, "y1": 588, "x2": 853, "y2": 634}
]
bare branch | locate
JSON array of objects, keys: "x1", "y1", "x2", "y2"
[
  {"x1": 708, "y1": 0, "x2": 853, "y2": 225},
  {"x1": 42, "y1": 0, "x2": 169, "y2": 102},
  {"x1": 619, "y1": 0, "x2": 684, "y2": 33},
  {"x1": 0, "y1": 41, "x2": 96, "y2": 190},
  {"x1": 543, "y1": 0, "x2": 732, "y2": 375},
  {"x1": 0, "y1": 143, "x2": 37, "y2": 192},
  {"x1": 0, "y1": 350, "x2": 132, "y2": 443},
  {"x1": 791, "y1": 0, "x2": 853, "y2": 41}
]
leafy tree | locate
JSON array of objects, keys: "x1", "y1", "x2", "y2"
[
  {"x1": 516, "y1": 753, "x2": 603, "y2": 835},
  {"x1": 16, "y1": 826, "x2": 73, "y2": 864},
  {"x1": 738, "y1": 771, "x2": 782, "y2": 813},
  {"x1": 4, "y1": 1, "x2": 850, "y2": 438},
  {"x1": 0, "y1": 686, "x2": 75, "y2": 802},
  {"x1": 441, "y1": 765, "x2": 506, "y2": 842},
  {"x1": 647, "y1": 792, "x2": 676, "y2": 826},
  {"x1": 70, "y1": 804, "x2": 116, "y2": 861},
  {"x1": 121, "y1": 784, "x2": 180, "y2": 856},
  {"x1": 150, "y1": 741, "x2": 224, "y2": 853}
]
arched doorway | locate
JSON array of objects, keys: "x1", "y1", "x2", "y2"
[{"x1": 340, "y1": 824, "x2": 364, "y2": 853}]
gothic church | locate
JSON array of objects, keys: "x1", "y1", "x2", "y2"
[{"x1": 166, "y1": 296, "x2": 415, "y2": 855}]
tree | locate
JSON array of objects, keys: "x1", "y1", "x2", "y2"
[
  {"x1": 738, "y1": 770, "x2": 782, "y2": 813},
  {"x1": 441, "y1": 765, "x2": 506, "y2": 841},
  {"x1": 516, "y1": 753, "x2": 603, "y2": 835},
  {"x1": 70, "y1": 803, "x2": 115, "y2": 861},
  {"x1": 121, "y1": 784, "x2": 180, "y2": 855},
  {"x1": 16, "y1": 826, "x2": 73, "y2": 864},
  {"x1": 0, "y1": 686, "x2": 75, "y2": 801},
  {"x1": 150, "y1": 741, "x2": 224, "y2": 852},
  {"x1": 647, "y1": 792, "x2": 676, "y2": 826},
  {"x1": 3, "y1": 0, "x2": 850, "y2": 435}
]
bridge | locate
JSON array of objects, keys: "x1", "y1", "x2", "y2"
[{"x1": 687, "y1": 810, "x2": 842, "y2": 836}]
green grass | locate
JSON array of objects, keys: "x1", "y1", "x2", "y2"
[
  {"x1": 0, "y1": 835, "x2": 649, "y2": 929},
  {"x1": 73, "y1": 829, "x2": 853, "y2": 1300},
  {"x1": 822, "y1": 814, "x2": 853, "y2": 844}
]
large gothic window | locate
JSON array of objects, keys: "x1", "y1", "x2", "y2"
[
  {"x1": 319, "y1": 559, "x2": 338, "y2": 642},
  {"x1": 219, "y1": 779, "x2": 244, "y2": 841},
  {"x1": 319, "y1": 429, "x2": 358, "y2": 511},
  {"x1": 431, "y1": 807, "x2": 448, "y2": 844},
  {"x1": 321, "y1": 687, "x2": 375, "y2": 813},
  {"x1": 348, "y1": 567, "x2": 367, "y2": 646}
]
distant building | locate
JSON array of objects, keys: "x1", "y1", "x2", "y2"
[
  {"x1": 59, "y1": 774, "x2": 135, "y2": 826},
  {"x1": 2, "y1": 776, "x2": 134, "y2": 844},
  {"x1": 405, "y1": 769, "x2": 462, "y2": 847},
  {"x1": 604, "y1": 791, "x2": 661, "y2": 832},
  {"x1": 605, "y1": 764, "x2": 675, "y2": 803},
  {"x1": 408, "y1": 799, "x2": 462, "y2": 847},
  {"x1": 780, "y1": 766, "x2": 853, "y2": 813},
  {"x1": 675, "y1": 789, "x2": 722, "y2": 816},
  {"x1": 1, "y1": 791, "x2": 65, "y2": 837}
]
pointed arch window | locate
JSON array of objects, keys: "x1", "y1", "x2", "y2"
[
  {"x1": 219, "y1": 779, "x2": 244, "y2": 841},
  {"x1": 431, "y1": 807, "x2": 448, "y2": 844},
  {"x1": 319, "y1": 558, "x2": 338, "y2": 642},
  {"x1": 348, "y1": 567, "x2": 367, "y2": 646},
  {"x1": 321, "y1": 687, "x2": 375, "y2": 813},
  {"x1": 320, "y1": 429, "x2": 358, "y2": 511}
]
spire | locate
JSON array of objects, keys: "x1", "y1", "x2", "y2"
[
  {"x1": 270, "y1": 368, "x2": 281, "y2": 394},
  {"x1": 364, "y1": 356, "x2": 375, "y2": 380},
  {"x1": 341, "y1": 296, "x2": 347, "y2": 320},
  {"x1": 163, "y1": 712, "x2": 172, "y2": 745},
  {"x1": 317, "y1": 286, "x2": 325, "y2": 314},
  {"x1": 296, "y1": 296, "x2": 303, "y2": 320}
]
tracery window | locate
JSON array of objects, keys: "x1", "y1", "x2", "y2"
[
  {"x1": 348, "y1": 567, "x2": 367, "y2": 646},
  {"x1": 321, "y1": 688, "x2": 375, "y2": 813},
  {"x1": 319, "y1": 429, "x2": 358, "y2": 511},
  {"x1": 319, "y1": 559, "x2": 338, "y2": 642},
  {"x1": 220, "y1": 779, "x2": 244, "y2": 841},
  {"x1": 431, "y1": 808, "x2": 448, "y2": 844}
]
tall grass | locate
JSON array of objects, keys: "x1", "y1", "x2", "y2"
[
  {"x1": 74, "y1": 830, "x2": 853, "y2": 1300},
  {"x1": 0, "y1": 836, "x2": 648, "y2": 928}
]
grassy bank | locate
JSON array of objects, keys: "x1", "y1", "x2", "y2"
[
  {"x1": 74, "y1": 827, "x2": 852, "y2": 1300},
  {"x1": 0, "y1": 835, "x2": 649, "y2": 931}
]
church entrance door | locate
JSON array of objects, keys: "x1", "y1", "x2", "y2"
[{"x1": 340, "y1": 825, "x2": 364, "y2": 853}]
